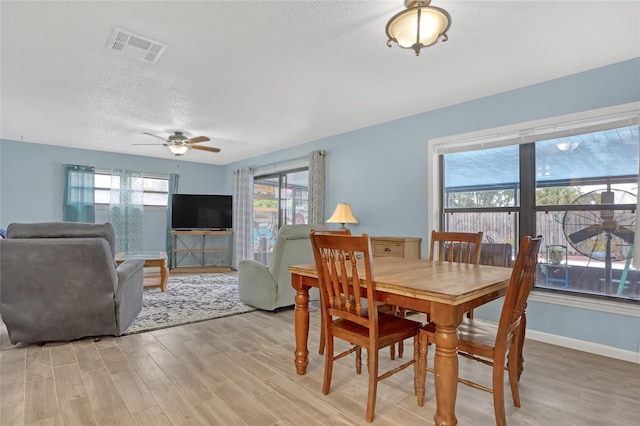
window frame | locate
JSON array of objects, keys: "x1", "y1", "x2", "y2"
[
  {"x1": 94, "y1": 170, "x2": 170, "y2": 207},
  {"x1": 428, "y1": 102, "x2": 640, "y2": 309}
]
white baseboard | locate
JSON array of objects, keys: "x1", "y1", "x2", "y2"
[
  {"x1": 524, "y1": 328, "x2": 640, "y2": 364},
  {"x1": 474, "y1": 319, "x2": 640, "y2": 364}
]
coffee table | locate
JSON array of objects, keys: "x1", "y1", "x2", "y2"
[{"x1": 115, "y1": 251, "x2": 169, "y2": 292}]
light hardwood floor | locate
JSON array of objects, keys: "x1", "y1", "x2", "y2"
[{"x1": 1, "y1": 309, "x2": 638, "y2": 425}]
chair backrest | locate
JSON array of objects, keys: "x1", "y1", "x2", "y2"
[
  {"x1": 6, "y1": 222, "x2": 117, "y2": 258},
  {"x1": 312, "y1": 229, "x2": 352, "y2": 236},
  {"x1": 479, "y1": 242, "x2": 513, "y2": 267},
  {"x1": 497, "y1": 235, "x2": 543, "y2": 342},
  {"x1": 310, "y1": 231, "x2": 378, "y2": 334},
  {"x1": 429, "y1": 231, "x2": 483, "y2": 264},
  {"x1": 268, "y1": 224, "x2": 324, "y2": 277}
]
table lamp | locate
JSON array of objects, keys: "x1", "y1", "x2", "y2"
[{"x1": 327, "y1": 203, "x2": 359, "y2": 229}]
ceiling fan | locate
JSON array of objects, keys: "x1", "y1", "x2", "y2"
[{"x1": 134, "y1": 131, "x2": 221, "y2": 156}]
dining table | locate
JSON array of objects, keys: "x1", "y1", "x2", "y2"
[{"x1": 289, "y1": 256, "x2": 514, "y2": 426}]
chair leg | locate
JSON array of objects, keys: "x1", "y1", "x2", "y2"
[
  {"x1": 319, "y1": 314, "x2": 325, "y2": 355},
  {"x1": 356, "y1": 346, "x2": 362, "y2": 375},
  {"x1": 416, "y1": 331, "x2": 429, "y2": 406},
  {"x1": 508, "y1": 339, "x2": 521, "y2": 407},
  {"x1": 322, "y1": 337, "x2": 334, "y2": 395},
  {"x1": 395, "y1": 307, "x2": 406, "y2": 358},
  {"x1": 413, "y1": 335, "x2": 419, "y2": 395},
  {"x1": 388, "y1": 306, "x2": 404, "y2": 360},
  {"x1": 492, "y1": 351, "x2": 507, "y2": 426},
  {"x1": 365, "y1": 347, "x2": 379, "y2": 422}
]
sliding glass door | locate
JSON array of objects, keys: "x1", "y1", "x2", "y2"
[{"x1": 253, "y1": 168, "x2": 308, "y2": 265}]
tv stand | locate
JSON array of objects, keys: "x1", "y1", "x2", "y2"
[{"x1": 170, "y1": 229, "x2": 232, "y2": 273}]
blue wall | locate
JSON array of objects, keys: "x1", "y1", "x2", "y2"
[
  {"x1": 222, "y1": 58, "x2": 640, "y2": 356},
  {"x1": 1, "y1": 58, "x2": 638, "y2": 356},
  {"x1": 0, "y1": 141, "x2": 227, "y2": 251},
  {"x1": 224, "y1": 59, "x2": 640, "y2": 245}
]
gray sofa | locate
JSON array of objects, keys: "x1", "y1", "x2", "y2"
[
  {"x1": 238, "y1": 224, "x2": 323, "y2": 311},
  {"x1": 0, "y1": 222, "x2": 144, "y2": 344}
]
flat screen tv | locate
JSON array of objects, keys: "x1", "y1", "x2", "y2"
[{"x1": 171, "y1": 194, "x2": 233, "y2": 230}]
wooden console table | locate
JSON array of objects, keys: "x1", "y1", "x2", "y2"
[
  {"x1": 370, "y1": 236, "x2": 422, "y2": 259},
  {"x1": 171, "y1": 230, "x2": 232, "y2": 273}
]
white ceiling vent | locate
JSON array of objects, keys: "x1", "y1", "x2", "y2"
[{"x1": 108, "y1": 28, "x2": 167, "y2": 64}]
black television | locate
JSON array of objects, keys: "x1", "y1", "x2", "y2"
[{"x1": 171, "y1": 194, "x2": 233, "y2": 230}]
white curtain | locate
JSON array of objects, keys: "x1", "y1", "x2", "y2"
[
  {"x1": 165, "y1": 173, "x2": 179, "y2": 268},
  {"x1": 633, "y1": 161, "x2": 640, "y2": 269},
  {"x1": 232, "y1": 167, "x2": 254, "y2": 268},
  {"x1": 308, "y1": 150, "x2": 325, "y2": 225},
  {"x1": 109, "y1": 169, "x2": 144, "y2": 253}
]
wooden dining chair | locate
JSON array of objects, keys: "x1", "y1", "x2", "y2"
[
  {"x1": 416, "y1": 235, "x2": 543, "y2": 426},
  {"x1": 313, "y1": 228, "x2": 351, "y2": 356},
  {"x1": 310, "y1": 231, "x2": 423, "y2": 422},
  {"x1": 396, "y1": 230, "x2": 484, "y2": 356},
  {"x1": 430, "y1": 230, "x2": 484, "y2": 264},
  {"x1": 315, "y1": 229, "x2": 399, "y2": 359},
  {"x1": 430, "y1": 230, "x2": 484, "y2": 319}
]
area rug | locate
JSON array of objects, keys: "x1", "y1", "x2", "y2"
[{"x1": 124, "y1": 273, "x2": 256, "y2": 335}]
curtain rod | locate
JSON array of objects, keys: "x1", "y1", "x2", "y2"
[{"x1": 250, "y1": 151, "x2": 325, "y2": 171}]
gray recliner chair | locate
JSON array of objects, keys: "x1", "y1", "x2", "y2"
[
  {"x1": 0, "y1": 222, "x2": 144, "y2": 344},
  {"x1": 238, "y1": 224, "x2": 324, "y2": 311}
]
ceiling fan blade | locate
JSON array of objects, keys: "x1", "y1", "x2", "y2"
[
  {"x1": 190, "y1": 145, "x2": 221, "y2": 153},
  {"x1": 612, "y1": 226, "x2": 635, "y2": 244},
  {"x1": 132, "y1": 143, "x2": 167, "y2": 146},
  {"x1": 188, "y1": 136, "x2": 210, "y2": 144},
  {"x1": 143, "y1": 132, "x2": 168, "y2": 142},
  {"x1": 568, "y1": 225, "x2": 602, "y2": 244}
]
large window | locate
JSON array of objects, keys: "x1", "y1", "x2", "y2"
[
  {"x1": 252, "y1": 168, "x2": 309, "y2": 265},
  {"x1": 94, "y1": 172, "x2": 169, "y2": 206},
  {"x1": 441, "y1": 123, "x2": 639, "y2": 301}
]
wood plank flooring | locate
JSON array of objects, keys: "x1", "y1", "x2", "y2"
[{"x1": 1, "y1": 308, "x2": 639, "y2": 425}]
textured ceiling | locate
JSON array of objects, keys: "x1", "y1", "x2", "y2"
[{"x1": 1, "y1": 1, "x2": 639, "y2": 165}]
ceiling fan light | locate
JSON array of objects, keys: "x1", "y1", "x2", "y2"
[
  {"x1": 168, "y1": 144, "x2": 189, "y2": 156},
  {"x1": 386, "y1": 0, "x2": 450, "y2": 56}
]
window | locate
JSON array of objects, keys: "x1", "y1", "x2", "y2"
[
  {"x1": 439, "y1": 119, "x2": 639, "y2": 302},
  {"x1": 94, "y1": 172, "x2": 169, "y2": 206},
  {"x1": 252, "y1": 168, "x2": 309, "y2": 265}
]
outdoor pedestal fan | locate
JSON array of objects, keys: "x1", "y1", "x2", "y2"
[{"x1": 562, "y1": 189, "x2": 636, "y2": 291}]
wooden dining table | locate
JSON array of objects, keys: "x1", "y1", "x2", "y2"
[{"x1": 289, "y1": 256, "x2": 513, "y2": 426}]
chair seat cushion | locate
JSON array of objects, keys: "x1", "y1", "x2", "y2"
[
  {"x1": 333, "y1": 312, "x2": 422, "y2": 338},
  {"x1": 458, "y1": 319, "x2": 498, "y2": 348},
  {"x1": 421, "y1": 319, "x2": 497, "y2": 349}
]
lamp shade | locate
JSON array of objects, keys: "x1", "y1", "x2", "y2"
[
  {"x1": 327, "y1": 203, "x2": 359, "y2": 226},
  {"x1": 168, "y1": 145, "x2": 189, "y2": 155},
  {"x1": 386, "y1": 0, "x2": 450, "y2": 56}
]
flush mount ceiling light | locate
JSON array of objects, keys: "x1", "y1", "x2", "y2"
[{"x1": 386, "y1": 0, "x2": 451, "y2": 56}]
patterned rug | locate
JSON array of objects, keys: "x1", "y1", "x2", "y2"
[{"x1": 124, "y1": 273, "x2": 256, "y2": 335}]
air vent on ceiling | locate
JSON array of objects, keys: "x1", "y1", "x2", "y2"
[{"x1": 108, "y1": 28, "x2": 167, "y2": 64}]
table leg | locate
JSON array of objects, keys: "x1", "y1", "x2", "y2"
[
  {"x1": 160, "y1": 259, "x2": 169, "y2": 292},
  {"x1": 432, "y1": 310, "x2": 462, "y2": 426},
  {"x1": 292, "y1": 274, "x2": 310, "y2": 375}
]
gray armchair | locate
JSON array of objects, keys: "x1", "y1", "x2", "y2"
[
  {"x1": 238, "y1": 224, "x2": 324, "y2": 311},
  {"x1": 0, "y1": 222, "x2": 144, "y2": 344}
]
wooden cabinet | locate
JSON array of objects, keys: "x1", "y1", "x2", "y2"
[
  {"x1": 370, "y1": 236, "x2": 422, "y2": 259},
  {"x1": 171, "y1": 230, "x2": 232, "y2": 273}
]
